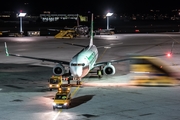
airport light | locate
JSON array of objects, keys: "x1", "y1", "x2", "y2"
[
  {"x1": 166, "y1": 52, "x2": 172, "y2": 57},
  {"x1": 18, "y1": 12, "x2": 26, "y2": 35},
  {"x1": 106, "y1": 12, "x2": 113, "y2": 30}
]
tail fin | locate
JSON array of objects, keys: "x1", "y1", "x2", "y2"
[{"x1": 89, "y1": 13, "x2": 93, "y2": 46}]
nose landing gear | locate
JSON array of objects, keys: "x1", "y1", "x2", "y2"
[{"x1": 76, "y1": 80, "x2": 82, "y2": 85}]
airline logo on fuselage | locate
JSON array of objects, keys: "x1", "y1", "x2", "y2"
[{"x1": 87, "y1": 52, "x2": 95, "y2": 61}]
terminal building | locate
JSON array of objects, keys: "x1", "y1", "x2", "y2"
[
  {"x1": 40, "y1": 13, "x2": 88, "y2": 22},
  {"x1": 1, "y1": 9, "x2": 180, "y2": 35}
]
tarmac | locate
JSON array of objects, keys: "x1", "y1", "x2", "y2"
[{"x1": 0, "y1": 33, "x2": 180, "y2": 120}]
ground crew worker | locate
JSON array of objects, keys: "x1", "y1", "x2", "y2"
[{"x1": 98, "y1": 70, "x2": 102, "y2": 78}]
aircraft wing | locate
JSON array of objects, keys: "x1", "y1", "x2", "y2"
[
  {"x1": 97, "y1": 42, "x2": 123, "y2": 48},
  {"x1": 93, "y1": 51, "x2": 180, "y2": 68},
  {"x1": 4, "y1": 42, "x2": 70, "y2": 65},
  {"x1": 94, "y1": 58, "x2": 130, "y2": 67},
  {"x1": 64, "y1": 42, "x2": 123, "y2": 48},
  {"x1": 63, "y1": 42, "x2": 87, "y2": 47}
]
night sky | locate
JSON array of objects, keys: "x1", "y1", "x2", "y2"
[{"x1": 1, "y1": 0, "x2": 180, "y2": 14}]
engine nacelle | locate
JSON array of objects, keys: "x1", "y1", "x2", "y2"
[
  {"x1": 103, "y1": 64, "x2": 116, "y2": 75},
  {"x1": 53, "y1": 64, "x2": 65, "y2": 76}
]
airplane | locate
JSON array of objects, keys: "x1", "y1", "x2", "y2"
[{"x1": 4, "y1": 13, "x2": 126, "y2": 85}]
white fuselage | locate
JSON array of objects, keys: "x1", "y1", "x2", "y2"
[{"x1": 69, "y1": 45, "x2": 98, "y2": 79}]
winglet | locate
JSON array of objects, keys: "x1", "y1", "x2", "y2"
[
  {"x1": 4, "y1": 42, "x2": 9, "y2": 56},
  {"x1": 89, "y1": 13, "x2": 93, "y2": 46}
]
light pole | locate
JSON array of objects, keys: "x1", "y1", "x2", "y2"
[
  {"x1": 18, "y1": 13, "x2": 26, "y2": 35},
  {"x1": 106, "y1": 12, "x2": 113, "y2": 30}
]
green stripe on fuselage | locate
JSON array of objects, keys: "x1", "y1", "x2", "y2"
[{"x1": 87, "y1": 52, "x2": 95, "y2": 61}]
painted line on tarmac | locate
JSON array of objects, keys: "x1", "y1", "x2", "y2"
[
  {"x1": 52, "y1": 109, "x2": 62, "y2": 120},
  {"x1": 71, "y1": 85, "x2": 80, "y2": 97}
]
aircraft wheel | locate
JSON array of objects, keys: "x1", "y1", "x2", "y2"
[
  {"x1": 68, "y1": 80, "x2": 70, "y2": 84},
  {"x1": 77, "y1": 81, "x2": 81, "y2": 85}
]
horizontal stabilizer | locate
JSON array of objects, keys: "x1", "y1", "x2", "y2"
[
  {"x1": 64, "y1": 42, "x2": 86, "y2": 47},
  {"x1": 97, "y1": 42, "x2": 123, "y2": 48}
]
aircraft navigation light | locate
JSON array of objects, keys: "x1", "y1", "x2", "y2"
[{"x1": 167, "y1": 53, "x2": 171, "y2": 57}]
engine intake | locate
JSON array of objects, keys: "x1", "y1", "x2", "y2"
[
  {"x1": 103, "y1": 64, "x2": 115, "y2": 75},
  {"x1": 53, "y1": 64, "x2": 65, "y2": 76}
]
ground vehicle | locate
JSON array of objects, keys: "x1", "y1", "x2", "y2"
[
  {"x1": 95, "y1": 29, "x2": 115, "y2": 35},
  {"x1": 54, "y1": 30, "x2": 76, "y2": 38},
  {"x1": 64, "y1": 25, "x2": 89, "y2": 36},
  {"x1": 129, "y1": 56, "x2": 178, "y2": 86},
  {"x1": 48, "y1": 75, "x2": 62, "y2": 91},
  {"x1": 52, "y1": 87, "x2": 71, "y2": 110}
]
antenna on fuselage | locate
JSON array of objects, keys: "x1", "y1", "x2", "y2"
[{"x1": 89, "y1": 13, "x2": 93, "y2": 47}]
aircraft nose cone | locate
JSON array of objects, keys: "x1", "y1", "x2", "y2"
[
  {"x1": 70, "y1": 66, "x2": 83, "y2": 78},
  {"x1": 75, "y1": 71, "x2": 82, "y2": 77},
  {"x1": 75, "y1": 67, "x2": 83, "y2": 77},
  {"x1": 74, "y1": 67, "x2": 82, "y2": 77}
]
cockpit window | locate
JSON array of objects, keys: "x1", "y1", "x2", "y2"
[{"x1": 71, "y1": 63, "x2": 85, "y2": 66}]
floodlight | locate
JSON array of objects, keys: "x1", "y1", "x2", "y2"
[
  {"x1": 106, "y1": 12, "x2": 113, "y2": 29},
  {"x1": 18, "y1": 13, "x2": 26, "y2": 17},
  {"x1": 106, "y1": 12, "x2": 113, "y2": 16},
  {"x1": 18, "y1": 12, "x2": 26, "y2": 35}
]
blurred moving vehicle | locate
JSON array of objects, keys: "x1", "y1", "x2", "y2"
[
  {"x1": 129, "y1": 56, "x2": 179, "y2": 86},
  {"x1": 52, "y1": 87, "x2": 71, "y2": 110}
]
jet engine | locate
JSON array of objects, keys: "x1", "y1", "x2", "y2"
[
  {"x1": 103, "y1": 64, "x2": 115, "y2": 75},
  {"x1": 53, "y1": 64, "x2": 65, "y2": 76}
]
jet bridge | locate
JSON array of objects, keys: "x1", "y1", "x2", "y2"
[{"x1": 129, "y1": 56, "x2": 179, "y2": 86}]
